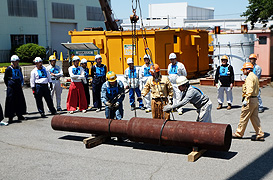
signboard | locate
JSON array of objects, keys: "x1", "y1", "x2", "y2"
[
  {"x1": 124, "y1": 44, "x2": 135, "y2": 55},
  {"x1": 70, "y1": 49, "x2": 99, "y2": 56}
]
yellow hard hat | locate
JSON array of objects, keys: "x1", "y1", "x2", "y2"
[
  {"x1": 241, "y1": 62, "x2": 253, "y2": 70},
  {"x1": 221, "y1": 55, "x2": 228, "y2": 60},
  {"x1": 106, "y1": 71, "x2": 117, "y2": 82},
  {"x1": 249, "y1": 54, "x2": 257, "y2": 59},
  {"x1": 49, "y1": 55, "x2": 56, "y2": 61}
]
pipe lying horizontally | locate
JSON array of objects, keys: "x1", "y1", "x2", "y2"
[{"x1": 51, "y1": 115, "x2": 232, "y2": 152}]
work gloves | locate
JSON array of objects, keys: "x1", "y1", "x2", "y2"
[
  {"x1": 242, "y1": 100, "x2": 248, "y2": 107},
  {"x1": 169, "y1": 98, "x2": 173, "y2": 105},
  {"x1": 105, "y1": 101, "x2": 112, "y2": 107},
  {"x1": 105, "y1": 101, "x2": 119, "y2": 108},
  {"x1": 137, "y1": 97, "x2": 142, "y2": 101},
  {"x1": 113, "y1": 102, "x2": 119, "y2": 108},
  {"x1": 49, "y1": 82, "x2": 53, "y2": 91},
  {"x1": 163, "y1": 104, "x2": 173, "y2": 112},
  {"x1": 216, "y1": 81, "x2": 221, "y2": 89}
]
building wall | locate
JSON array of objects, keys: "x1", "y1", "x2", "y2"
[
  {"x1": 187, "y1": 6, "x2": 214, "y2": 20},
  {"x1": 149, "y1": 2, "x2": 188, "y2": 19},
  {"x1": 143, "y1": 2, "x2": 214, "y2": 29},
  {"x1": 0, "y1": 0, "x2": 105, "y2": 62}
]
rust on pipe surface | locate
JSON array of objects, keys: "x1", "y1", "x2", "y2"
[{"x1": 52, "y1": 115, "x2": 232, "y2": 152}]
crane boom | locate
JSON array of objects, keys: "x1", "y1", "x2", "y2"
[{"x1": 99, "y1": 0, "x2": 119, "y2": 31}]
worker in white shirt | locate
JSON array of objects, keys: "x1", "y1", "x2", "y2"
[
  {"x1": 46, "y1": 55, "x2": 63, "y2": 111},
  {"x1": 67, "y1": 56, "x2": 87, "y2": 114},
  {"x1": 139, "y1": 54, "x2": 152, "y2": 113},
  {"x1": 30, "y1": 57, "x2": 57, "y2": 118},
  {"x1": 167, "y1": 53, "x2": 187, "y2": 115}
]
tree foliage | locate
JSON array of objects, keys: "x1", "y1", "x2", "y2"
[
  {"x1": 242, "y1": 0, "x2": 273, "y2": 29},
  {"x1": 15, "y1": 43, "x2": 46, "y2": 63}
]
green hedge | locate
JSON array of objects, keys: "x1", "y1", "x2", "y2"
[{"x1": 15, "y1": 43, "x2": 46, "y2": 63}]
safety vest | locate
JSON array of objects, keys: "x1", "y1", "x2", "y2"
[
  {"x1": 128, "y1": 68, "x2": 137, "y2": 78},
  {"x1": 84, "y1": 68, "x2": 89, "y2": 79},
  {"x1": 37, "y1": 69, "x2": 47, "y2": 78},
  {"x1": 50, "y1": 67, "x2": 59, "y2": 74},
  {"x1": 143, "y1": 66, "x2": 152, "y2": 77},
  {"x1": 219, "y1": 65, "x2": 230, "y2": 76},
  {"x1": 72, "y1": 67, "x2": 81, "y2": 75},
  {"x1": 253, "y1": 65, "x2": 257, "y2": 75},
  {"x1": 95, "y1": 66, "x2": 105, "y2": 77},
  {"x1": 106, "y1": 82, "x2": 119, "y2": 100},
  {"x1": 169, "y1": 64, "x2": 178, "y2": 74},
  {"x1": 12, "y1": 68, "x2": 22, "y2": 80}
]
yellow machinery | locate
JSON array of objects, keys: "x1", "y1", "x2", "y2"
[{"x1": 68, "y1": 28, "x2": 210, "y2": 77}]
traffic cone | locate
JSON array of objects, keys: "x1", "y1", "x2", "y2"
[{"x1": 60, "y1": 52, "x2": 63, "y2": 61}]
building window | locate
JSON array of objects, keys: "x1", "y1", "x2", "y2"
[
  {"x1": 86, "y1": 6, "x2": 104, "y2": 21},
  {"x1": 7, "y1": 0, "x2": 37, "y2": 17},
  {"x1": 259, "y1": 36, "x2": 267, "y2": 45},
  {"x1": 11, "y1": 34, "x2": 38, "y2": 48},
  {"x1": 52, "y1": 2, "x2": 74, "y2": 19}
]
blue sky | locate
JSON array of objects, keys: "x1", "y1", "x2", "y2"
[{"x1": 111, "y1": 0, "x2": 250, "y2": 20}]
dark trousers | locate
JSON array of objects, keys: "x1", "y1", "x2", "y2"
[
  {"x1": 34, "y1": 84, "x2": 56, "y2": 114},
  {"x1": 83, "y1": 83, "x2": 90, "y2": 106},
  {"x1": 92, "y1": 82, "x2": 103, "y2": 109},
  {"x1": 5, "y1": 86, "x2": 26, "y2": 118}
]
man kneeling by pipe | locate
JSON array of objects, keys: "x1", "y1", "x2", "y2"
[{"x1": 163, "y1": 76, "x2": 212, "y2": 123}]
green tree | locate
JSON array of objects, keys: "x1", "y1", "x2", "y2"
[
  {"x1": 242, "y1": 0, "x2": 273, "y2": 29},
  {"x1": 15, "y1": 43, "x2": 46, "y2": 63}
]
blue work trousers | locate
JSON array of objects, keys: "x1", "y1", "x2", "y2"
[
  {"x1": 105, "y1": 103, "x2": 123, "y2": 120},
  {"x1": 129, "y1": 88, "x2": 143, "y2": 107}
]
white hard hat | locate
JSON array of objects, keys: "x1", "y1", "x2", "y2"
[
  {"x1": 127, "y1": 58, "x2": 133, "y2": 64},
  {"x1": 176, "y1": 76, "x2": 189, "y2": 86},
  {"x1": 72, "y1": 56, "x2": 80, "y2": 61},
  {"x1": 169, "y1": 53, "x2": 177, "y2": 59},
  {"x1": 80, "y1": 58, "x2": 87, "y2": 64},
  {"x1": 33, "y1": 57, "x2": 42, "y2": 63},
  {"x1": 95, "y1": 54, "x2": 102, "y2": 60},
  {"x1": 143, "y1": 54, "x2": 150, "y2": 59},
  {"x1": 11, "y1": 55, "x2": 20, "y2": 62}
]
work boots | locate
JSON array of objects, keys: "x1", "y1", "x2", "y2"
[
  {"x1": 217, "y1": 104, "x2": 222, "y2": 110},
  {"x1": 227, "y1": 103, "x2": 232, "y2": 110}
]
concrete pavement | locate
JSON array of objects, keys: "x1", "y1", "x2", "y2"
[{"x1": 0, "y1": 83, "x2": 273, "y2": 180}]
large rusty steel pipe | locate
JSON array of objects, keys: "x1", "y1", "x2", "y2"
[{"x1": 52, "y1": 115, "x2": 232, "y2": 152}]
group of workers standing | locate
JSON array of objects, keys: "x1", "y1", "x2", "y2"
[{"x1": 0, "y1": 52, "x2": 266, "y2": 141}]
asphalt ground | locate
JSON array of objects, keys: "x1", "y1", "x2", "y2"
[{"x1": 0, "y1": 79, "x2": 273, "y2": 180}]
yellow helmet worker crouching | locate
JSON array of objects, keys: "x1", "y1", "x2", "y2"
[{"x1": 106, "y1": 71, "x2": 117, "y2": 82}]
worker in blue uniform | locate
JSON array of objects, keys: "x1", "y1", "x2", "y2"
[
  {"x1": 101, "y1": 71, "x2": 125, "y2": 120},
  {"x1": 4, "y1": 55, "x2": 27, "y2": 124},
  {"x1": 80, "y1": 58, "x2": 91, "y2": 109},
  {"x1": 249, "y1": 54, "x2": 264, "y2": 113},
  {"x1": 30, "y1": 57, "x2": 57, "y2": 117},
  {"x1": 91, "y1": 54, "x2": 107, "y2": 112}
]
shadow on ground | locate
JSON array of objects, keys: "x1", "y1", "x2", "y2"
[
  {"x1": 227, "y1": 146, "x2": 273, "y2": 180},
  {"x1": 58, "y1": 135, "x2": 237, "y2": 161}
]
